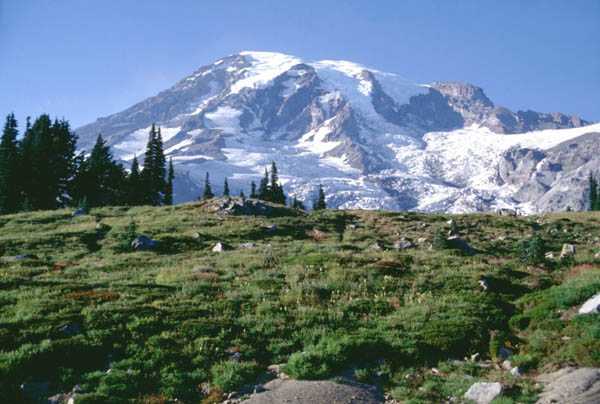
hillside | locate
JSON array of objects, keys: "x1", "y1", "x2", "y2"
[
  {"x1": 0, "y1": 201, "x2": 599, "y2": 403},
  {"x1": 74, "y1": 51, "x2": 599, "y2": 213}
]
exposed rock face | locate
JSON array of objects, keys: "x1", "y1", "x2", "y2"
[
  {"x1": 74, "y1": 51, "x2": 597, "y2": 213},
  {"x1": 131, "y1": 236, "x2": 159, "y2": 251},
  {"x1": 464, "y1": 381, "x2": 503, "y2": 404},
  {"x1": 536, "y1": 367, "x2": 600, "y2": 404},
  {"x1": 446, "y1": 236, "x2": 475, "y2": 256},
  {"x1": 579, "y1": 293, "x2": 600, "y2": 314}
]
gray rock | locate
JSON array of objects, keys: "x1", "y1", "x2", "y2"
[
  {"x1": 446, "y1": 236, "x2": 475, "y2": 255},
  {"x1": 560, "y1": 243, "x2": 576, "y2": 257},
  {"x1": 47, "y1": 394, "x2": 67, "y2": 404},
  {"x1": 369, "y1": 242, "x2": 382, "y2": 250},
  {"x1": 464, "y1": 382, "x2": 503, "y2": 404},
  {"x1": 498, "y1": 347, "x2": 514, "y2": 361},
  {"x1": 212, "y1": 242, "x2": 229, "y2": 253},
  {"x1": 394, "y1": 238, "x2": 414, "y2": 250},
  {"x1": 58, "y1": 322, "x2": 80, "y2": 336},
  {"x1": 228, "y1": 352, "x2": 242, "y2": 361},
  {"x1": 536, "y1": 367, "x2": 600, "y2": 404},
  {"x1": 192, "y1": 231, "x2": 201, "y2": 239},
  {"x1": 131, "y1": 235, "x2": 159, "y2": 251},
  {"x1": 254, "y1": 384, "x2": 266, "y2": 394},
  {"x1": 72, "y1": 209, "x2": 87, "y2": 217},
  {"x1": 72, "y1": 385, "x2": 83, "y2": 393},
  {"x1": 502, "y1": 360, "x2": 513, "y2": 370},
  {"x1": 510, "y1": 366, "x2": 523, "y2": 376},
  {"x1": 478, "y1": 278, "x2": 489, "y2": 291},
  {"x1": 579, "y1": 293, "x2": 600, "y2": 314},
  {"x1": 545, "y1": 251, "x2": 555, "y2": 259},
  {"x1": 241, "y1": 242, "x2": 256, "y2": 249},
  {"x1": 265, "y1": 225, "x2": 278, "y2": 233},
  {"x1": 3, "y1": 253, "x2": 38, "y2": 261},
  {"x1": 595, "y1": 251, "x2": 600, "y2": 259},
  {"x1": 417, "y1": 237, "x2": 428, "y2": 244},
  {"x1": 497, "y1": 208, "x2": 517, "y2": 217}
]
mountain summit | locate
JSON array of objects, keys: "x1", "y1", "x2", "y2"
[{"x1": 76, "y1": 51, "x2": 598, "y2": 212}]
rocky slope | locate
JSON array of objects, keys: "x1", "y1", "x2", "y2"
[{"x1": 75, "y1": 51, "x2": 598, "y2": 212}]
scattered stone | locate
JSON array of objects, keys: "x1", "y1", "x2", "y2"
[
  {"x1": 268, "y1": 364, "x2": 283, "y2": 374},
  {"x1": 446, "y1": 219, "x2": 455, "y2": 226},
  {"x1": 470, "y1": 353, "x2": 480, "y2": 361},
  {"x1": 212, "y1": 242, "x2": 229, "y2": 253},
  {"x1": 498, "y1": 208, "x2": 517, "y2": 217},
  {"x1": 369, "y1": 242, "x2": 382, "y2": 250},
  {"x1": 346, "y1": 223, "x2": 358, "y2": 229},
  {"x1": 72, "y1": 209, "x2": 87, "y2": 217},
  {"x1": 47, "y1": 393, "x2": 67, "y2": 404},
  {"x1": 265, "y1": 225, "x2": 278, "y2": 233},
  {"x1": 208, "y1": 197, "x2": 278, "y2": 216},
  {"x1": 595, "y1": 251, "x2": 600, "y2": 259},
  {"x1": 417, "y1": 237, "x2": 428, "y2": 244},
  {"x1": 579, "y1": 293, "x2": 600, "y2": 314},
  {"x1": 464, "y1": 382, "x2": 503, "y2": 404},
  {"x1": 545, "y1": 251, "x2": 555, "y2": 259},
  {"x1": 510, "y1": 366, "x2": 523, "y2": 376},
  {"x1": 131, "y1": 235, "x2": 159, "y2": 251},
  {"x1": 478, "y1": 278, "x2": 489, "y2": 291},
  {"x1": 536, "y1": 367, "x2": 600, "y2": 404},
  {"x1": 502, "y1": 360, "x2": 512, "y2": 370},
  {"x1": 241, "y1": 242, "x2": 256, "y2": 249},
  {"x1": 58, "y1": 322, "x2": 80, "y2": 336},
  {"x1": 448, "y1": 228, "x2": 457, "y2": 236},
  {"x1": 68, "y1": 395, "x2": 80, "y2": 404},
  {"x1": 560, "y1": 243, "x2": 576, "y2": 257},
  {"x1": 420, "y1": 222, "x2": 428, "y2": 228},
  {"x1": 446, "y1": 236, "x2": 475, "y2": 255},
  {"x1": 228, "y1": 352, "x2": 242, "y2": 361},
  {"x1": 254, "y1": 385, "x2": 266, "y2": 394},
  {"x1": 192, "y1": 231, "x2": 201, "y2": 239},
  {"x1": 498, "y1": 235, "x2": 507, "y2": 241},
  {"x1": 72, "y1": 385, "x2": 83, "y2": 393},
  {"x1": 3, "y1": 253, "x2": 38, "y2": 261},
  {"x1": 498, "y1": 347, "x2": 514, "y2": 361},
  {"x1": 394, "y1": 238, "x2": 414, "y2": 250}
]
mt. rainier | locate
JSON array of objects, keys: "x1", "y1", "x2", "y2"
[{"x1": 76, "y1": 51, "x2": 599, "y2": 213}]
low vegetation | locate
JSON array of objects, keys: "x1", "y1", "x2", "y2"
[{"x1": 0, "y1": 201, "x2": 598, "y2": 403}]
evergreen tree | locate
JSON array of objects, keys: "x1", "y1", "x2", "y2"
[
  {"x1": 269, "y1": 162, "x2": 286, "y2": 204},
  {"x1": 223, "y1": 178, "x2": 230, "y2": 197},
  {"x1": 141, "y1": 124, "x2": 167, "y2": 206},
  {"x1": 165, "y1": 158, "x2": 174, "y2": 205},
  {"x1": 72, "y1": 135, "x2": 127, "y2": 207},
  {"x1": 18, "y1": 117, "x2": 34, "y2": 210},
  {"x1": 313, "y1": 184, "x2": 327, "y2": 210},
  {"x1": 0, "y1": 113, "x2": 21, "y2": 213},
  {"x1": 258, "y1": 167, "x2": 269, "y2": 200},
  {"x1": 202, "y1": 172, "x2": 214, "y2": 199},
  {"x1": 250, "y1": 181, "x2": 257, "y2": 198},
  {"x1": 292, "y1": 197, "x2": 306, "y2": 210},
  {"x1": 590, "y1": 171, "x2": 599, "y2": 211},
  {"x1": 239, "y1": 189, "x2": 245, "y2": 198},
  {"x1": 51, "y1": 118, "x2": 78, "y2": 207},
  {"x1": 127, "y1": 155, "x2": 144, "y2": 206}
]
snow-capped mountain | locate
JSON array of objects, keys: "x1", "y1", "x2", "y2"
[{"x1": 76, "y1": 51, "x2": 598, "y2": 213}]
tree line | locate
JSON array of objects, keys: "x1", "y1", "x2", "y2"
[
  {"x1": 0, "y1": 113, "x2": 173, "y2": 214},
  {"x1": 201, "y1": 161, "x2": 327, "y2": 210}
]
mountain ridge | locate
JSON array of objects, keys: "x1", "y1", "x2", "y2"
[{"x1": 75, "y1": 51, "x2": 598, "y2": 212}]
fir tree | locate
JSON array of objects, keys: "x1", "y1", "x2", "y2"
[
  {"x1": 258, "y1": 167, "x2": 269, "y2": 200},
  {"x1": 313, "y1": 184, "x2": 327, "y2": 210},
  {"x1": 239, "y1": 189, "x2": 245, "y2": 198},
  {"x1": 223, "y1": 178, "x2": 230, "y2": 197},
  {"x1": 590, "y1": 171, "x2": 599, "y2": 211},
  {"x1": 165, "y1": 158, "x2": 174, "y2": 205},
  {"x1": 0, "y1": 113, "x2": 21, "y2": 213},
  {"x1": 141, "y1": 124, "x2": 167, "y2": 206},
  {"x1": 51, "y1": 118, "x2": 78, "y2": 207},
  {"x1": 202, "y1": 172, "x2": 214, "y2": 199},
  {"x1": 18, "y1": 117, "x2": 33, "y2": 210},
  {"x1": 127, "y1": 155, "x2": 144, "y2": 206},
  {"x1": 292, "y1": 197, "x2": 306, "y2": 210},
  {"x1": 250, "y1": 181, "x2": 257, "y2": 198}
]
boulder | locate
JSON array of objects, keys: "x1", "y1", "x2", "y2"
[
  {"x1": 394, "y1": 238, "x2": 414, "y2": 249},
  {"x1": 369, "y1": 242, "x2": 382, "y2": 250},
  {"x1": 47, "y1": 394, "x2": 67, "y2": 404},
  {"x1": 579, "y1": 293, "x2": 600, "y2": 314},
  {"x1": 265, "y1": 225, "x2": 278, "y2": 233},
  {"x1": 446, "y1": 236, "x2": 475, "y2": 255},
  {"x1": 3, "y1": 253, "x2": 38, "y2": 261},
  {"x1": 192, "y1": 231, "x2": 201, "y2": 239},
  {"x1": 464, "y1": 382, "x2": 503, "y2": 404},
  {"x1": 498, "y1": 208, "x2": 517, "y2": 217},
  {"x1": 212, "y1": 242, "x2": 229, "y2": 253},
  {"x1": 58, "y1": 322, "x2": 80, "y2": 336},
  {"x1": 502, "y1": 360, "x2": 512, "y2": 370},
  {"x1": 131, "y1": 235, "x2": 159, "y2": 251},
  {"x1": 560, "y1": 243, "x2": 576, "y2": 257},
  {"x1": 595, "y1": 251, "x2": 600, "y2": 259},
  {"x1": 478, "y1": 278, "x2": 489, "y2": 291},
  {"x1": 72, "y1": 209, "x2": 87, "y2": 217},
  {"x1": 545, "y1": 251, "x2": 555, "y2": 259},
  {"x1": 417, "y1": 237, "x2": 429, "y2": 244},
  {"x1": 498, "y1": 347, "x2": 514, "y2": 361},
  {"x1": 511, "y1": 366, "x2": 523, "y2": 376},
  {"x1": 536, "y1": 367, "x2": 600, "y2": 404},
  {"x1": 241, "y1": 242, "x2": 256, "y2": 249}
]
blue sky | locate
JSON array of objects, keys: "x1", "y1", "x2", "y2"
[{"x1": 1, "y1": 0, "x2": 598, "y2": 129}]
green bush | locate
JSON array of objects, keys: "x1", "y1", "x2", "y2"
[{"x1": 211, "y1": 360, "x2": 258, "y2": 392}]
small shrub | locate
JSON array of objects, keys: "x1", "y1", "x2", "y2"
[
  {"x1": 211, "y1": 360, "x2": 258, "y2": 392},
  {"x1": 432, "y1": 228, "x2": 447, "y2": 250}
]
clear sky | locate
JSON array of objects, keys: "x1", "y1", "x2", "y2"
[{"x1": 1, "y1": 0, "x2": 598, "y2": 129}]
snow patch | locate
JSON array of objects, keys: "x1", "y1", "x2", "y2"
[
  {"x1": 204, "y1": 107, "x2": 242, "y2": 133},
  {"x1": 231, "y1": 51, "x2": 302, "y2": 94}
]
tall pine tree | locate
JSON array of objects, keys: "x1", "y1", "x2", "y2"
[
  {"x1": 0, "y1": 113, "x2": 21, "y2": 213},
  {"x1": 141, "y1": 124, "x2": 167, "y2": 206},
  {"x1": 590, "y1": 171, "x2": 599, "y2": 211},
  {"x1": 250, "y1": 181, "x2": 257, "y2": 198},
  {"x1": 127, "y1": 155, "x2": 144, "y2": 206},
  {"x1": 165, "y1": 158, "x2": 174, "y2": 205},
  {"x1": 223, "y1": 178, "x2": 230, "y2": 197},
  {"x1": 202, "y1": 172, "x2": 214, "y2": 199},
  {"x1": 313, "y1": 184, "x2": 327, "y2": 211}
]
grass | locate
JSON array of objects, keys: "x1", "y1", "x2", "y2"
[{"x1": 0, "y1": 201, "x2": 598, "y2": 403}]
